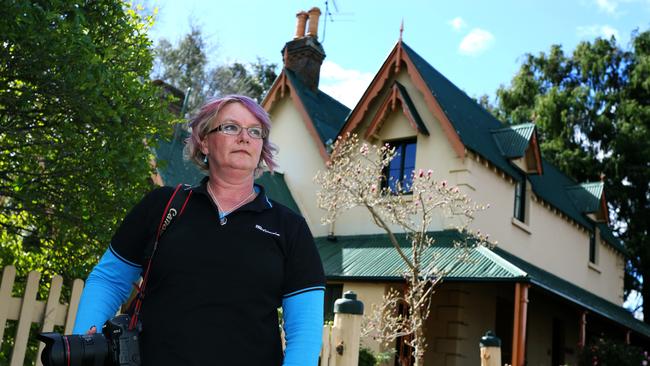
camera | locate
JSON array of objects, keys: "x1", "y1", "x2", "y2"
[{"x1": 37, "y1": 314, "x2": 142, "y2": 366}]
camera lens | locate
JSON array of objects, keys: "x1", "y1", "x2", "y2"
[{"x1": 38, "y1": 332, "x2": 110, "y2": 366}]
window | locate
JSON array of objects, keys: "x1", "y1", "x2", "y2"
[
  {"x1": 589, "y1": 231, "x2": 597, "y2": 264},
  {"x1": 323, "y1": 284, "x2": 343, "y2": 322},
  {"x1": 513, "y1": 179, "x2": 526, "y2": 222},
  {"x1": 384, "y1": 139, "x2": 416, "y2": 193}
]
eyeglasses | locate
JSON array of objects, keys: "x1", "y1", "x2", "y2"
[{"x1": 207, "y1": 121, "x2": 268, "y2": 139}]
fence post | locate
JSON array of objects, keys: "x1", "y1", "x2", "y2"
[
  {"x1": 11, "y1": 270, "x2": 41, "y2": 366},
  {"x1": 0, "y1": 265, "x2": 17, "y2": 349},
  {"x1": 331, "y1": 291, "x2": 364, "y2": 366},
  {"x1": 480, "y1": 330, "x2": 502, "y2": 366}
]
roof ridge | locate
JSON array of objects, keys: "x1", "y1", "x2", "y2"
[{"x1": 490, "y1": 122, "x2": 535, "y2": 134}]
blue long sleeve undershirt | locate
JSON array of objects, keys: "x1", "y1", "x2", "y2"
[
  {"x1": 282, "y1": 289, "x2": 324, "y2": 366},
  {"x1": 73, "y1": 247, "x2": 141, "y2": 334},
  {"x1": 74, "y1": 248, "x2": 325, "y2": 366}
]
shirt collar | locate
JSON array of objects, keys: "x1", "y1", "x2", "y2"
[{"x1": 194, "y1": 176, "x2": 272, "y2": 212}]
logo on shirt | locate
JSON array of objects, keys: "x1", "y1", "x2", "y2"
[
  {"x1": 255, "y1": 224, "x2": 280, "y2": 237},
  {"x1": 161, "y1": 208, "x2": 177, "y2": 232}
]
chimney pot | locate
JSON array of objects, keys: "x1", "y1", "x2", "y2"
[
  {"x1": 281, "y1": 7, "x2": 326, "y2": 90},
  {"x1": 306, "y1": 7, "x2": 321, "y2": 38},
  {"x1": 294, "y1": 11, "x2": 308, "y2": 39}
]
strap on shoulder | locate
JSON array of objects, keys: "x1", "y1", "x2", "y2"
[{"x1": 127, "y1": 184, "x2": 192, "y2": 330}]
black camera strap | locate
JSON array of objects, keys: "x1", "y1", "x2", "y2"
[{"x1": 128, "y1": 184, "x2": 192, "y2": 330}]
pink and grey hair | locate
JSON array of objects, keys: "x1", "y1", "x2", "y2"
[{"x1": 185, "y1": 95, "x2": 278, "y2": 175}]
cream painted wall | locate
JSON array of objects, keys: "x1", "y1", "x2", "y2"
[
  {"x1": 465, "y1": 157, "x2": 623, "y2": 304},
  {"x1": 267, "y1": 96, "x2": 329, "y2": 237}
]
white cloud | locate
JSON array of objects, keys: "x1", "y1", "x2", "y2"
[
  {"x1": 595, "y1": 0, "x2": 618, "y2": 14},
  {"x1": 319, "y1": 61, "x2": 373, "y2": 109},
  {"x1": 448, "y1": 17, "x2": 467, "y2": 31},
  {"x1": 458, "y1": 28, "x2": 495, "y2": 56},
  {"x1": 577, "y1": 25, "x2": 620, "y2": 40}
]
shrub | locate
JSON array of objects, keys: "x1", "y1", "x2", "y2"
[{"x1": 578, "y1": 336, "x2": 649, "y2": 365}]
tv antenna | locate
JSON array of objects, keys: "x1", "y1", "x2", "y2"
[{"x1": 321, "y1": 0, "x2": 354, "y2": 44}]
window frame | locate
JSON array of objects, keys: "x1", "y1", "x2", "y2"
[
  {"x1": 513, "y1": 179, "x2": 527, "y2": 223},
  {"x1": 589, "y1": 230, "x2": 598, "y2": 264},
  {"x1": 382, "y1": 138, "x2": 417, "y2": 194}
]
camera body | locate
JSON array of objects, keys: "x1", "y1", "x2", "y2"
[
  {"x1": 102, "y1": 314, "x2": 142, "y2": 366},
  {"x1": 38, "y1": 314, "x2": 142, "y2": 366}
]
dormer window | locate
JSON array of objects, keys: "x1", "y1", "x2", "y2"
[
  {"x1": 383, "y1": 139, "x2": 416, "y2": 193},
  {"x1": 514, "y1": 179, "x2": 526, "y2": 222}
]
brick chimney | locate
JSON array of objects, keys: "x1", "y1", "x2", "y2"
[{"x1": 281, "y1": 7, "x2": 325, "y2": 90}]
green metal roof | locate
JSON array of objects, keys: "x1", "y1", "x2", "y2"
[
  {"x1": 316, "y1": 230, "x2": 526, "y2": 281},
  {"x1": 254, "y1": 171, "x2": 301, "y2": 214},
  {"x1": 491, "y1": 123, "x2": 535, "y2": 158},
  {"x1": 401, "y1": 43, "x2": 624, "y2": 256},
  {"x1": 285, "y1": 69, "x2": 350, "y2": 145},
  {"x1": 494, "y1": 247, "x2": 650, "y2": 337},
  {"x1": 528, "y1": 161, "x2": 592, "y2": 228},
  {"x1": 153, "y1": 124, "x2": 206, "y2": 186},
  {"x1": 566, "y1": 182, "x2": 604, "y2": 214},
  {"x1": 394, "y1": 81, "x2": 429, "y2": 136},
  {"x1": 317, "y1": 231, "x2": 650, "y2": 338}
]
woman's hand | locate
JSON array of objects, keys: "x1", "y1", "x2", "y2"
[{"x1": 86, "y1": 326, "x2": 97, "y2": 335}]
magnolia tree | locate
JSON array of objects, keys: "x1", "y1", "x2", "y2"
[{"x1": 315, "y1": 134, "x2": 492, "y2": 366}]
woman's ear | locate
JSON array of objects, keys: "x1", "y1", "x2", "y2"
[{"x1": 200, "y1": 136, "x2": 209, "y2": 156}]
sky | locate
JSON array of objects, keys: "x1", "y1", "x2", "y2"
[{"x1": 147, "y1": 0, "x2": 650, "y2": 108}]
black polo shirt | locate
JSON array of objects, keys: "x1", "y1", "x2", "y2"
[{"x1": 110, "y1": 178, "x2": 325, "y2": 366}]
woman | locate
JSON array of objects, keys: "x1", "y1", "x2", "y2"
[{"x1": 73, "y1": 95, "x2": 326, "y2": 366}]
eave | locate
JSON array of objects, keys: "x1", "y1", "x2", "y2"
[
  {"x1": 262, "y1": 69, "x2": 330, "y2": 162},
  {"x1": 364, "y1": 81, "x2": 429, "y2": 140},
  {"x1": 340, "y1": 41, "x2": 465, "y2": 159}
]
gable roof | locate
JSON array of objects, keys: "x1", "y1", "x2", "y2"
[
  {"x1": 566, "y1": 182, "x2": 606, "y2": 215},
  {"x1": 316, "y1": 231, "x2": 648, "y2": 337},
  {"x1": 491, "y1": 123, "x2": 536, "y2": 158},
  {"x1": 263, "y1": 68, "x2": 349, "y2": 160},
  {"x1": 285, "y1": 69, "x2": 350, "y2": 146},
  {"x1": 365, "y1": 81, "x2": 429, "y2": 139},
  {"x1": 401, "y1": 42, "x2": 523, "y2": 178},
  {"x1": 529, "y1": 162, "x2": 621, "y2": 252}
]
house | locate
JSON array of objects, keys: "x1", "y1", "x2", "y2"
[
  {"x1": 259, "y1": 7, "x2": 650, "y2": 366},
  {"x1": 154, "y1": 8, "x2": 650, "y2": 365}
]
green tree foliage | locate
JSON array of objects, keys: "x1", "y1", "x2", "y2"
[
  {"x1": 153, "y1": 27, "x2": 277, "y2": 112},
  {"x1": 0, "y1": 1, "x2": 173, "y2": 280},
  {"x1": 492, "y1": 31, "x2": 650, "y2": 320}
]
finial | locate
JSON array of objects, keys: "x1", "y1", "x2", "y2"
[{"x1": 399, "y1": 19, "x2": 404, "y2": 43}]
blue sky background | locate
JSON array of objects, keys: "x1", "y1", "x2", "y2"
[{"x1": 147, "y1": 0, "x2": 650, "y2": 108}]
